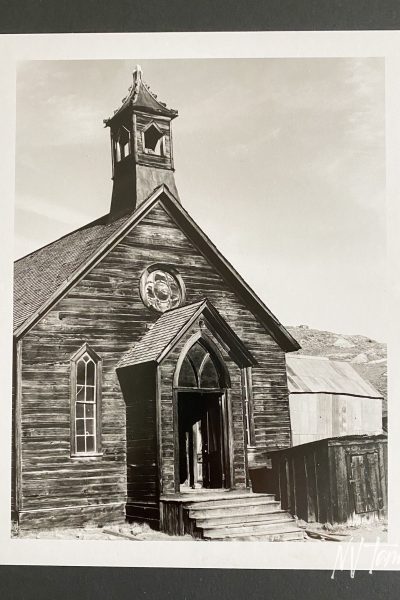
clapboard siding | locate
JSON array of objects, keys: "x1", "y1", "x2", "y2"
[
  {"x1": 17, "y1": 201, "x2": 290, "y2": 526},
  {"x1": 136, "y1": 114, "x2": 172, "y2": 170},
  {"x1": 11, "y1": 343, "x2": 17, "y2": 520},
  {"x1": 290, "y1": 393, "x2": 383, "y2": 446},
  {"x1": 117, "y1": 363, "x2": 160, "y2": 525},
  {"x1": 270, "y1": 435, "x2": 387, "y2": 525}
]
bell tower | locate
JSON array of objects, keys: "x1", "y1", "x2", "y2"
[{"x1": 104, "y1": 66, "x2": 180, "y2": 218}]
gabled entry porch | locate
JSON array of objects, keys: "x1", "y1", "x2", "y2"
[{"x1": 117, "y1": 299, "x2": 258, "y2": 532}]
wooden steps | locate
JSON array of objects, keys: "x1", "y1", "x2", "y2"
[
  {"x1": 194, "y1": 509, "x2": 288, "y2": 528},
  {"x1": 177, "y1": 491, "x2": 305, "y2": 541}
]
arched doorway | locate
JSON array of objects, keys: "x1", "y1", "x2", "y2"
[{"x1": 174, "y1": 337, "x2": 231, "y2": 490}]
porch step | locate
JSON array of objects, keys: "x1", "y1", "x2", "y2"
[
  {"x1": 179, "y1": 491, "x2": 305, "y2": 541},
  {"x1": 194, "y1": 509, "x2": 288, "y2": 528},
  {"x1": 201, "y1": 518, "x2": 297, "y2": 539},
  {"x1": 212, "y1": 529, "x2": 306, "y2": 542},
  {"x1": 188, "y1": 500, "x2": 281, "y2": 519},
  {"x1": 163, "y1": 491, "x2": 275, "y2": 504},
  {"x1": 185, "y1": 493, "x2": 276, "y2": 510}
]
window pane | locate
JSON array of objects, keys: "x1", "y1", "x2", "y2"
[
  {"x1": 86, "y1": 436, "x2": 95, "y2": 453},
  {"x1": 73, "y1": 347, "x2": 100, "y2": 455},
  {"x1": 200, "y1": 356, "x2": 220, "y2": 388},
  {"x1": 76, "y1": 436, "x2": 85, "y2": 453},
  {"x1": 86, "y1": 360, "x2": 95, "y2": 386},
  {"x1": 77, "y1": 359, "x2": 85, "y2": 384},
  {"x1": 188, "y1": 342, "x2": 207, "y2": 373},
  {"x1": 178, "y1": 356, "x2": 197, "y2": 387},
  {"x1": 86, "y1": 386, "x2": 94, "y2": 403}
]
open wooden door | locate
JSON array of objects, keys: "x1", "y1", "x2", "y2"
[{"x1": 178, "y1": 392, "x2": 225, "y2": 489}]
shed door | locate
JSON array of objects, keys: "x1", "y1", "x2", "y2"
[{"x1": 350, "y1": 452, "x2": 382, "y2": 514}]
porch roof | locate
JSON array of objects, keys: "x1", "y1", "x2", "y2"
[{"x1": 117, "y1": 298, "x2": 256, "y2": 369}]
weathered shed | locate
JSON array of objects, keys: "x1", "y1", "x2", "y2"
[
  {"x1": 286, "y1": 355, "x2": 383, "y2": 446},
  {"x1": 269, "y1": 434, "x2": 387, "y2": 525}
]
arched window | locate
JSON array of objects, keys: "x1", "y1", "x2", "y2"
[
  {"x1": 115, "y1": 126, "x2": 130, "y2": 162},
  {"x1": 177, "y1": 340, "x2": 225, "y2": 390},
  {"x1": 71, "y1": 345, "x2": 102, "y2": 456}
]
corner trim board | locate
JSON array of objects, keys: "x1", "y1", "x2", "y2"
[{"x1": 15, "y1": 340, "x2": 22, "y2": 516}]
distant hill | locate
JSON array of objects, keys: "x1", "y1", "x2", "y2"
[{"x1": 286, "y1": 325, "x2": 387, "y2": 417}]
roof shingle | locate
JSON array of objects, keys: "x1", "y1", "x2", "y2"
[
  {"x1": 13, "y1": 212, "x2": 131, "y2": 330},
  {"x1": 117, "y1": 301, "x2": 205, "y2": 368}
]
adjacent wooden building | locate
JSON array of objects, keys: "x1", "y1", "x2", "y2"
[
  {"x1": 287, "y1": 355, "x2": 383, "y2": 446},
  {"x1": 12, "y1": 67, "x2": 301, "y2": 533},
  {"x1": 269, "y1": 434, "x2": 387, "y2": 525}
]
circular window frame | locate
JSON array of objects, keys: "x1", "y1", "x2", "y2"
[{"x1": 139, "y1": 263, "x2": 186, "y2": 313}]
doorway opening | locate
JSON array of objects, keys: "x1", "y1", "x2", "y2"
[
  {"x1": 175, "y1": 338, "x2": 230, "y2": 490},
  {"x1": 178, "y1": 392, "x2": 224, "y2": 489}
]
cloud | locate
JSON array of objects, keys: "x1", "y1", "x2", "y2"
[{"x1": 16, "y1": 194, "x2": 93, "y2": 229}]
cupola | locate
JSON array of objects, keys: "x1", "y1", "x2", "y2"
[{"x1": 104, "y1": 66, "x2": 180, "y2": 218}]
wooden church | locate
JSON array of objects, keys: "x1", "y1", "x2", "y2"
[{"x1": 12, "y1": 67, "x2": 305, "y2": 540}]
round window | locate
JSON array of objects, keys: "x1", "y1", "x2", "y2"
[{"x1": 140, "y1": 265, "x2": 185, "y2": 313}]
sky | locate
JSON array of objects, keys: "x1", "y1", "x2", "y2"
[{"x1": 15, "y1": 58, "x2": 386, "y2": 341}]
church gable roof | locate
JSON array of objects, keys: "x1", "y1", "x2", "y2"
[{"x1": 13, "y1": 185, "x2": 300, "y2": 352}]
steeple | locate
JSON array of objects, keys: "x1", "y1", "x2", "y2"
[{"x1": 104, "y1": 66, "x2": 180, "y2": 218}]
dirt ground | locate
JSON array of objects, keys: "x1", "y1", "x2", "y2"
[
  {"x1": 301, "y1": 519, "x2": 388, "y2": 543},
  {"x1": 13, "y1": 521, "x2": 195, "y2": 541},
  {"x1": 12, "y1": 519, "x2": 388, "y2": 543}
]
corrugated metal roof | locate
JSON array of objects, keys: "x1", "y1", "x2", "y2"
[
  {"x1": 117, "y1": 300, "x2": 205, "y2": 368},
  {"x1": 286, "y1": 355, "x2": 383, "y2": 399}
]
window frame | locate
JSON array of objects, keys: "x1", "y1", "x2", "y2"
[
  {"x1": 70, "y1": 343, "x2": 103, "y2": 458},
  {"x1": 242, "y1": 366, "x2": 256, "y2": 448},
  {"x1": 114, "y1": 125, "x2": 131, "y2": 163},
  {"x1": 177, "y1": 340, "x2": 223, "y2": 390},
  {"x1": 141, "y1": 121, "x2": 165, "y2": 156}
]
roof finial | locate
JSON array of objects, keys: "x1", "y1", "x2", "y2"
[{"x1": 132, "y1": 65, "x2": 142, "y2": 103}]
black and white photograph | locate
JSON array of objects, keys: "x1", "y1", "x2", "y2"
[{"x1": 10, "y1": 55, "x2": 388, "y2": 547}]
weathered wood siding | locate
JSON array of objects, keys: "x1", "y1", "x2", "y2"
[
  {"x1": 11, "y1": 342, "x2": 17, "y2": 521},
  {"x1": 270, "y1": 434, "x2": 387, "y2": 525},
  {"x1": 159, "y1": 318, "x2": 247, "y2": 495},
  {"x1": 290, "y1": 393, "x2": 383, "y2": 446},
  {"x1": 135, "y1": 113, "x2": 173, "y2": 170},
  {"x1": 117, "y1": 363, "x2": 160, "y2": 526},
  {"x1": 17, "y1": 201, "x2": 290, "y2": 526}
]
